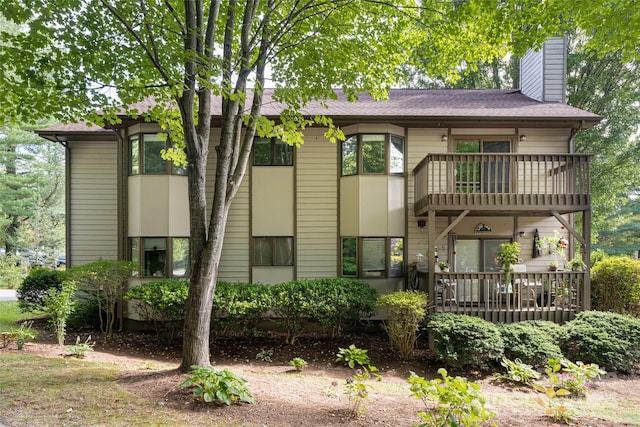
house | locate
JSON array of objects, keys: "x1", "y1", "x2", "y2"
[{"x1": 39, "y1": 37, "x2": 601, "y2": 324}]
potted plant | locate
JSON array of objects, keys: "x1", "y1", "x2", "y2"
[
  {"x1": 549, "y1": 261, "x2": 558, "y2": 271},
  {"x1": 495, "y1": 241, "x2": 522, "y2": 284},
  {"x1": 567, "y1": 256, "x2": 587, "y2": 271},
  {"x1": 438, "y1": 261, "x2": 450, "y2": 272}
]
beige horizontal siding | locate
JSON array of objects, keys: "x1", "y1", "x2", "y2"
[
  {"x1": 296, "y1": 128, "x2": 338, "y2": 278},
  {"x1": 69, "y1": 140, "x2": 118, "y2": 265}
]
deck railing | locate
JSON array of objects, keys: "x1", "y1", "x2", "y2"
[
  {"x1": 432, "y1": 271, "x2": 585, "y2": 323},
  {"x1": 413, "y1": 154, "x2": 591, "y2": 214}
]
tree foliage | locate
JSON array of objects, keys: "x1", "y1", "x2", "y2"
[{"x1": 0, "y1": 125, "x2": 64, "y2": 255}]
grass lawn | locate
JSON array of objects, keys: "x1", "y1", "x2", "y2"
[{"x1": 0, "y1": 353, "x2": 218, "y2": 427}]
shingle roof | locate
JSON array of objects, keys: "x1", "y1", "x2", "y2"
[{"x1": 39, "y1": 88, "x2": 602, "y2": 137}]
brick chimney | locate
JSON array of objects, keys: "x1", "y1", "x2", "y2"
[{"x1": 520, "y1": 36, "x2": 567, "y2": 103}]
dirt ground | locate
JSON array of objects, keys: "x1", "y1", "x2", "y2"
[{"x1": 4, "y1": 323, "x2": 640, "y2": 427}]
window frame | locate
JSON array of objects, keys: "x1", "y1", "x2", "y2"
[
  {"x1": 253, "y1": 236, "x2": 295, "y2": 266},
  {"x1": 129, "y1": 133, "x2": 187, "y2": 176},
  {"x1": 129, "y1": 237, "x2": 190, "y2": 278},
  {"x1": 252, "y1": 137, "x2": 294, "y2": 166},
  {"x1": 340, "y1": 133, "x2": 405, "y2": 177},
  {"x1": 340, "y1": 236, "x2": 405, "y2": 278}
]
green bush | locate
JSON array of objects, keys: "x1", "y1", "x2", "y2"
[
  {"x1": 377, "y1": 290, "x2": 428, "y2": 360},
  {"x1": 44, "y1": 280, "x2": 77, "y2": 346},
  {"x1": 17, "y1": 267, "x2": 65, "y2": 312},
  {"x1": 66, "y1": 298, "x2": 102, "y2": 331},
  {"x1": 68, "y1": 260, "x2": 137, "y2": 337},
  {"x1": 0, "y1": 255, "x2": 27, "y2": 289},
  {"x1": 124, "y1": 279, "x2": 189, "y2": 341},
  {"x1": 270, "y1": 280, "x2": 314, "y2": 344},
  {"x1": 211, "y1": 282, "x2": 271, "y2": 337},
  {"x1": 427, "y1": 313, "x2": 504, "y2": 370},
  {"x1": 306, "y1": 278, "x2": 377, "y2": 337},
  {"x1": 498, "y1": 321, "x2": 563, "y2": 367},
  {"x1": 591, "y1": 256, "x2": 640, "y2": 315},
  {"x1": 408, "y1": 368, "x2": 496, "y2": 426},
  {"x1": 560, "y1": 311, "x2": 640, "y2": 373}
]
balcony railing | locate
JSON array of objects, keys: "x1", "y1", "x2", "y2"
[
  {"x1": 413, "y1": 154, "x2": 591, "y2": 215},
  {"x1": 432, "y1": 270, "x2": 586, "y2": 323}
]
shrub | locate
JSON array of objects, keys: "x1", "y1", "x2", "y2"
[
  {"x1": 0, "y1": 255, "x2": 27, "y2": 289},
  {"x1": 427, "y1": 313, "x2": 504, "y2": 370},
  {"x1": 559, "y1": 311, "x2": 640, "y2": 373},
  {"x1": 591, "y1": 256, "x2": 640, "y2": 315},
  {"x1": 66, "y1": 298, "x2": 102, "y2": 331},
  {"x1": 180, "y1": 365, "x2": 255, "y2": 405},
  {"x1": 408, "y1": 368, "x2": 496, "y2": 426},
  {"x1": 270, "y1": 280, "x2": 314, "y2": 344},
  {"x1": 124, "y1": 279, "x2": 188, "y2": 341},
  {"x1": 17, "y1": 267, "x2": 65, "y2": 312},
  {"x1": 377, "y1": 290, "x2": 428, "y2": 360},
  {"x1": 305, "y1": 278, "x2": 377, "y2": 337},
  {"x1": 211, "y1": 282, "x2": 271, "y2": 338},
  {"x1": 68, "y1": 260, "x2": 137, "y2": 338},
  {"x1": 44, "y1": 280, "x2": 77, "y2": 346},
  {"x1": 498, "y1": 321, "x2": 563, "y2": 367}
]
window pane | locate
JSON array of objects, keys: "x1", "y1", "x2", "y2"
[
  {"x1": 390, "y1": 238, "x2": 404, "y2": 277},
  {"x1": 172, "y1": 238, "x2": 189, "y2": 277},
  {"x1": 253, "y1": 138, "x2": 271, "y2": 165},
  {"x1": 129, "y1": 135, "x2": 139, "y2": 175},
  {"x1": 390, "y1": 135, "x2": 404, "y2": 174},
  {"x1": 362, "y1": 135, "x2": 385, "y2": 174},
  {"x1": 273, "y1": 237, "x2": 293, "y2": 266},
  {"x1": 342, "y1": 237, "x2": 357, "y2": 276},
  {"x1": 341, "y1": 136, "x2": 357, "y2": 175},
  {"x1": 130, "y1": 237, "x2": 139, "y2": 277},
  {"x1": 274, "y1": 140, "x2": 293, "y2": 166},
  {"x1": 143, "y1": 237, "x2": 166, "y2": 277},
  {"x1": 254, "y1": 237, "x2": 272, "y2": 266},
  {"x1": 143, "y1": 135, "x2": 167, "y2": 174},
  {"x1": 362, "y1": 237, "x2": 385, "y2": 277},
  {"x1": 456, "y1": 140, "x2": 481, "y2": 193}
]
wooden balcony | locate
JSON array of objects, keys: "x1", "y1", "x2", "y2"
[
  {"x1": 413, "y1": 154, "x2": 591, "y2": 216},
  {"x1": 431, "y1": 270, "x2": 586, "y2": 323}
]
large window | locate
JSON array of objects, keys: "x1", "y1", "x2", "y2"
[
  {"x1": 254, "y1": 237, "x2": 294, "y2": 266},
  {"x1": 253, "y1": 137, "x2": 293, "y2": 166},
  {"x1": 341, "y1": 237, "x2": 404, "y2": 278},
  {"x1": 341, "y1": 133, "x2": 404, "y2": 176},
  {"x1": 455, "y1": 139, "x2": 511, "y2": 193},
  {"x1": 129, "y1": 237, "x2": 190, "y2": 278},
  {"x1": 129, "y1": 133, "x2": 187, "y2": 175}
]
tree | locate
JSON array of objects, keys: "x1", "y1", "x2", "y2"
[
  {"x1": 0, "y1": 125, "x2": 64, "y2": 256},
  {"x1": 2, "y1": 1, "x2": 635, "y2": 370}
]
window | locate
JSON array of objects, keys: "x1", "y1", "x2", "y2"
[
  {"x1": 341, "y1": 237, "x2": 404, "y2": 278},
  {"x1": 341, "y1": 133, "x2": 404, "y2": 176},
  {"x1": 129, "y1": 133, "x2": 187, "y2": 176},
  {"x1": 254, "y1": 237, "x2": 294, "y2": 266},
  {"x1": 129, "y1": 237, "x2": 190, "y2": 277},
  {"x1": 253, "y1": 137, "x2": 293, "y2": 166},
  {"x1": 455, "y1": 139, "x2": 511, "y2": 193}
]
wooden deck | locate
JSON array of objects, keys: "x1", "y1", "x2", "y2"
[
  {"x1": 428, "y1": 271, "x2": 586, "y2": 324},
  {"x1": 413, "y1": 153, "x2": 591, "y2": 216}
]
